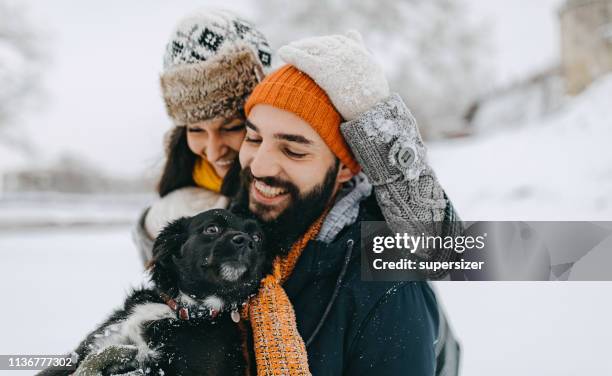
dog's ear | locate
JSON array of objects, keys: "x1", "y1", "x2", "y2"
[
  {"x1": 149, "y1": 216, "x2": 191, "y2": 293},
  {"x1": 151, "y1": 216, "x2": 191, "y2": 263}
]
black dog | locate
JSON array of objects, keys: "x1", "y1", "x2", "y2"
[{"x1": 40, "y1": 209, "x2": 267, "y2": 376}]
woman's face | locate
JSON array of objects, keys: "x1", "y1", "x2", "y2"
[{"x1": 186, "y1": 117, "x2": 246, "y2": 177}]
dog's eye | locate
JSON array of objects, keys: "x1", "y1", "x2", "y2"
[
  {"x1": 252, "y1": 234, "x2": 262, "y2": 242},
  {"x1": 204, "y1": 225, "x2": 220, "y2": 234}
]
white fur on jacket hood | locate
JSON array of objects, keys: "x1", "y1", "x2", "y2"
[{"x1": 145, "y1": 187, "x2": 229, "y2": 239}]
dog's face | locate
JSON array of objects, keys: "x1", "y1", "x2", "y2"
[{"x1": 150, "y1": 209, "x2": 267, "y2": 300}]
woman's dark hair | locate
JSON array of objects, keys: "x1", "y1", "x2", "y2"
[
  {"x1": 157, "y1": 126, "x2": 197, "y2": 197},
  {"x1": 157, "y1": 121, "x2": 244, "y2": 198},
  {"x1": 219, "y1": 158, "x2": 242, "y2": 198}
]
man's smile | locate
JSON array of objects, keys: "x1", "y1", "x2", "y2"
[{"x1": 251, "y1": 180, "x2": 289, "y2": 205}]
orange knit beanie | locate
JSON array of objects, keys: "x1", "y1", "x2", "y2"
[{"x1": 245, "y1": 64, "x2": 361, "y2": 174}]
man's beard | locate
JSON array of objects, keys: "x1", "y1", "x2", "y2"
[{"x1": 233, "y1": 161, "x2": 339, "y2": 256}]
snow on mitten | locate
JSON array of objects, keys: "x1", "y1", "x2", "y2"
[{"x1": 278, "y1": 30, "x2": 390, "y2": 121}]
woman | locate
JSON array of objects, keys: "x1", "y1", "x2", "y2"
[{"x1": 133, "y1": 9, "x2": 272, "y2": 264}]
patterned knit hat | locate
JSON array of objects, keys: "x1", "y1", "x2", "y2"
[
  {"x1": 245, "y1": 64, "x2": 361, "y2": 174},
  {"x1": 160, "y1": 9, "x2": 272, "y2": 126}
]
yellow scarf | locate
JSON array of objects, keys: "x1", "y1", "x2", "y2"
[
  {"x1": 241, "y1": 209, "x2": 329, "y2": 376},
  {"x1": 192, "y1": 158, "x2": 222, "y2": 193}
]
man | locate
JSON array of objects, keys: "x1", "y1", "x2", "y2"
[
  {"x1": 76, "y1": 32, "x2": 461, "y2": 376},
  {"x1": 229, "y1": 32, "x2": 461, "y2": 375}
]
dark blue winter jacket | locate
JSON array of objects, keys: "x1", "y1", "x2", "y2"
[{"x1": 287, "y1": 195, "x2": 446, "y2": 376}]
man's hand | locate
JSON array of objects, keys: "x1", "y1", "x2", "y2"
[
  {"x1": 278, "y1": 30, "x2": 390, "y2": 121},
  {"x1": 74, "y1": 345, "x2": 143, "y2": 376}
]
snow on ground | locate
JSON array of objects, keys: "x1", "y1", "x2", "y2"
[
  {"x1": 432, "y1": 281, "x2": 612, "y2": 375},
  {"x1": 1, "y1": 226, "x2": 611, "y2": 376},
  {"x1": 0, "y1": 226, "x2": 145, "y2": 376},
  {"x1": 0, "y1": 193, "x2": 152, "y2": 229},
  {"x1": 428, "y1": 75, "x2": 612, "y2": 374},
  {"x1": 428, "y1": 74, "x2": 612, "y2": 221}
]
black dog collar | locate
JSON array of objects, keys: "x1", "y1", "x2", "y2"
[{"x1": 159, "y1": 291, "x2": 241, "y2": 322}]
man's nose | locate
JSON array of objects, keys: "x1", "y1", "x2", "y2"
[{"x1": 249, "y1": 143, "x2": 282, "y2": 178}]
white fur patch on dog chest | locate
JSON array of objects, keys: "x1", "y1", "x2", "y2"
[{"x1": 90, "y1": 303, "x2": 176, "y2": 362}]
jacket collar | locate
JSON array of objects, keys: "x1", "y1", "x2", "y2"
[{"x1": 316, "y1": 173, "x2": 372, "y2": 244}]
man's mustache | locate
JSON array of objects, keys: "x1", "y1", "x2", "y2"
[{"x1": 240, "y1": 167, "x2": 299, "y2": 197}]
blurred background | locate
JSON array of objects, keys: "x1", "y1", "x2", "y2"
[{"x1": 0, "y1": 0, "x2": 611, "y2": 375}]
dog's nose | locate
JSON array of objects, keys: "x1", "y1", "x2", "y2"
[{"x1": 231, "y1": 234, "x2": 254, "y2": 250}]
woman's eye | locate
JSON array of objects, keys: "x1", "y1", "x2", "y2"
[
  {"x1": 188, "y1": 127, "x2": 205, "y2": 133},
  {"x1": 204, "y1": 225, "x2": 220, "y2": 234},
  {"x1": 221, "y1": 123, "x2": 245, "y2": 132},
  {"x1": 252, "y1": 234, "x2": 261, "y2": 242}
]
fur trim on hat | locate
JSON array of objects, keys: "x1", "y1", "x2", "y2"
[{"x1": 160, "y1": 42, "x2": 265, "y2": 125}]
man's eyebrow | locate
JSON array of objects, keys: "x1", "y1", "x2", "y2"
[
  {"x1": 245, "y1": 119, "x2": 259, "y2": 131},
  {"x1": 275, "y1": 133, "x2": 313, "y2": 145},
  {"x1": 245, "y1": 118, "x2": 313, "y2": 145}
]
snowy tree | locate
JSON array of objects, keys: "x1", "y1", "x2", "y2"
[
  {"x1": 253, "y1": 0, "x2": 492, "y2": 138},
  {"x1": 0, "y1": 0, "x2": 44, "y2": 132}
]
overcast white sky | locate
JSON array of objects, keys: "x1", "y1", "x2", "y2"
[{"x1": 9, "y1": 0, "x2": 565, "y2": 177}]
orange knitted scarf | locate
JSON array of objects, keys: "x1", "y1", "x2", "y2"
[{"x1": 241, "y1": 209, "x2": 329, "y2": 376}]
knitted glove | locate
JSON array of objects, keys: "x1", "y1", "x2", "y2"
[
  {"x1": 73, "y1": 345, "x2": 143, "y2": 376},
  {"x1": 278, "y1": 30, "x2": 390, "y2": 121},
  {"x1": 145, "y1": 187, "x2": 229, "y2": 238}
]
